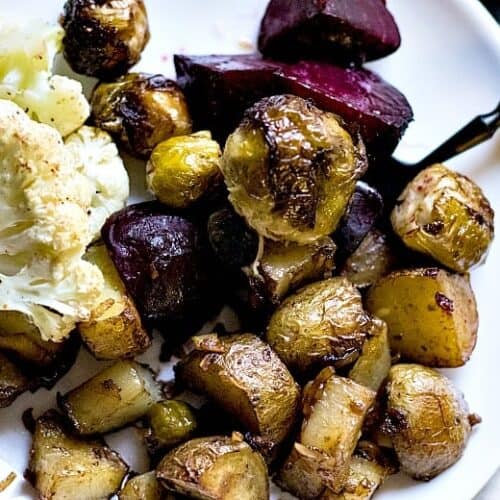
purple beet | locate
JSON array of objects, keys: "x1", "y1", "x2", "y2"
[
  {"x1": 258, "y1": 0, "x2": 401, "y2": 64},
  {"x1": 174, "y1": 54, "x2": 413, "y2": 160}
]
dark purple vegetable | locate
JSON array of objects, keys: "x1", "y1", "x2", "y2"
[
  {"x1": 101, "y1": 202, "x2": 220, "y2": 338},
  {"x1": 258, "y1": 0, "x2": 401, "y2": 64},
  {"x1": 174, "y1": 54, "x2": 412, "y2": 160}
]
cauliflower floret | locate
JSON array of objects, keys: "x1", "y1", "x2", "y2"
[
  {"x1": 65, "y1": 126, "x2": 130, "y2": 241},
  {"x1": 0, "y1": 100, "x2": 103, "y2": 342},
  {"x1": 0, "y1": 20, "x2": 89, "y2": 136}
]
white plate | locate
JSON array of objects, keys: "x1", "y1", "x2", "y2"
[{"x1": 0, "y1": 1, "x2": 499, "y2": 499}]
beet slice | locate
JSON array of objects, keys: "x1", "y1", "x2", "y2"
[
  {"x1": 174, "y1": 54, "x2": 413, "y2": 160},
  {"x1": 258, "y1": 0, "x2": 401, "y2": 64}
]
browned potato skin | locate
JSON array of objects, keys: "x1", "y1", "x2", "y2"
[
  {"x1": 119, "y1": 472, "x2": 164, "y2": 500},
  {"x1": 266, "y1": 277, "x2": 371, "y2": 376},
  {"x1": 79, "y1": 243, "x2": 150, "y2": 360},
  {"x1": 366, "y1": 268, "x2": 478, "y2": 367},
  {"x1": 28, "y1": 410, "x2": 128, "y2": 500},
  {"x1": 0, "y1": 351, "x2": 30, "y2": 408},
  {"x1": 383, "y1": 364, "x2": 477, "y2": 480},
  {"x1": 176, "y1": 333, "x2": 300, "y2": 450},
  {"x1": 156, "y1": 434, "x2": 269, "y2": 500}
]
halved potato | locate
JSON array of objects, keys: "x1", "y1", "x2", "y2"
[
  {"x1": 119, "y1": 471, "x2": 164, "y2": 500},
  {"x1": 156, "y1": 434, "x2": 269, "y2": 500},
  {"x1": 0, "y1": 351, "x2": 30, "y2": 408},
  {"x1": 79, "y1": 242, "x2": 151, "y2": 360},
  {"x1": 366, "y1": 268, "x2": 478, "y2": 367},
  {"x1": 28, "y1": 410, "x2": 128, "y2": 500}
]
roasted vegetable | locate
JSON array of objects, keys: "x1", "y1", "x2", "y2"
[
  {"x1": 339, "y1": 230, "x2": 396, "y2": 289},
  {"x1": 222, "y1": 94, "x2": 367, "y2": 243},
  {"x1": 258, "y1": 0, "x2": 401, "y2": 64},
  {"x1": 366, "y1": 268, "x2": 478, "y2": 367},
  {"x1": 277, "y1": 368, "x2": 375, "y2": 498},
  {"x1": 0, "y1": 351, "x2": 29, "y2": 408},
  {"x1": 147, "y1": 131, "x2": 222, "y2": 209},
  {"x1": 79, "y1": 242, "x2": 151, "y2": 360},
  {"x1": 382, "y1": 364, "x2": 479, "y2": 480},
  {"x1": 266, "y1": 278, "x2": 371, "y2": 376},
  {"x1": 61, "y1": 0, "x2": 150, "y2": 79},
  {"x1": 59, "y1": 360, "x2": 162, "y2": 435},
  {"x1": 156, "y1": 434, "x2": 269, "y2": 500},
  {"x1": 391, "y1": 164, "x2": 494, "y2": 273},
  {"x1": 91, "y1": 73, "x2": 191, "y2": 158},
  {"x1": 101, "y1": 202, "x2": 218, "y2": 337},
  {"x1": 348, "y1": 317, "x2": 391, "y2": 392},
  {"x1": 145, "y1": 400, "x2": 198, "y2": 453},
  {"x1": 176, "y1": 333, "x2": 300, "y2": 451},
  {"x1": 174, "y1": 54, "x2": 413, "y2": 159},
  {"x1": 28, "y1": 410, "x2": 128, "y2": 499},
  {"x1": 119, "y1": 472, "x2": 164, "y2": 500}
]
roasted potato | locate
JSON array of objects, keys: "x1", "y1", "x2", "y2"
[
  {"x1": 61, "y1": 0, "x2": 150, "y2": 79},
  {"x1": 0, "y1": 351, "x2": 30, "y2": 408},
  {"x1": 176, "y1": 333, "x2": 300, "y2": 451},
  {"x1": 79, "y1": 242, "x2": 151, "y2": 360},
  {"x1": 28, "y1": 410, "x2": 128, "y2": 500},
  {"x1": 92, "y1": 74, "x2": 191, "y2": 158},
  {"x1": 382, "y1": 364, "x2": 479, "y2": 480},
  {"x1": 266, "y1": 278, "x2": 371, "y2": 376},
  {"x1": 391, "y1": 164, "x2": 494, "y2": 273},
  {"x1": 222, "y1": 94, "x2": 367, "y2": 243},
  {"x1": 147, "y1": 131, "x2": 222, "y2": 209},
  {"x1": 156, "y1": 434, "x2": 269, "y2": 500},
  {"x1": 59, "y1": 360, "x2": 162, "y2": 435},
  {"x1": 277, "y1": 368, "x2": 376, "y2": 497},
  {"x1": 339, "y1": 230, "x2": 396, "y2": 289},
  {"x1": 348, "y1": 317, "x2": 391, "y2": 392},
  {"x1": 119, "y1": 471, "x2": 164, "y2": 500},
  {"x1": 366, "y1": 268, "x2": 478, "y2": 367}
]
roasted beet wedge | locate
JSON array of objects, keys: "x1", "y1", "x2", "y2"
[
  {"x1": 174, "y1": 54, "x2": 412, "y2": 160},
  {"x1": 258, "y1": 0, "x2": 401, "y2": 64}
]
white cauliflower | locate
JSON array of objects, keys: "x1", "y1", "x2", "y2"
[
  {"x1": 0, "y1": 100, "x2": 103, "y2": 342},
  {"x1": 0, "y1": 20, "x2": 89, "y2": 136},
  {"x1": 66, "y1": 126, "x2": 130, "y2": 241}
]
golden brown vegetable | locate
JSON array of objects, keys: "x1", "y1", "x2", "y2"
[
  {"x1": 156, "y1": 434, "x2": 269, "y2": 500},
  {"x1": 147, "y1": 131, "x2": 222, "y2": 209},
  {"x1": 91, "y1": 73, "x2": 191, "y2": 158},
  {"x1": 366, "y1": 268, "x2": 478, "y2": 367},
  {"x1": 391, "y1": 164, "x2": 494, "y2": 273},
  {"x1": 383, "y1": 364, "x2": 478, "y2": 480},
  {"x1": 340, "y1": 230, "x2": 396, "y2": 289},
  {"x1": 59, "y1": 360, "x2": 162, "y2": 435},
  {"x1": 119, "y1": 472, "x2": 164, "y2": 500},
  {"x1": 222, "y1": 94, "x2": 367, "y2": 243},
  {"x1": 28, "y1": 410, "x2": 128, "y2": 499},
  {"x1": 277, "y1": 368, "x2": 376, "y2": 498},
  {"x1": 0, "y1": 351, "x2": 29, "y2": 408},
  {"x1": 348, "y1": 317, "x2": 391, "y2": 392},
  {"x1": 79, "y1": 242, "x2": 150, "y2": 360},
  {"x1": 61, "y1": 0, "x2": 150, "y2": 79},
  {"x1": 176, "y1": 333, "x2": 300, "y2": 451},
  {"x1": 266, "y1": 278, "x2": 371, "y2": 376}
]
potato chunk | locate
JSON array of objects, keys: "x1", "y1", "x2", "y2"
[
  {"x1": 0, "y1": 351, "x2": 29, "y2": 408},
  {"x1": 156, "y1": 434, "x2": 269, "y2": 500},
  {"x1": 119, "y1": 472, "x2": 164, "y2": 500},
  {"x1": 366, "y1": 268, "x2": 478, "y2": 367},
  {"x1": 28, "y1": 410, "x2": 128, "y2": 500},
  {"x1": 60, "y1": 360, "x2": 162, "y2": 434}
]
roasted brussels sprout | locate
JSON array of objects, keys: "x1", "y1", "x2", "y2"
[
  {"x1": 0, "y1": 351, "x2": 29, "y2": 408},
  {"x1": 156, "y1": 434, "x2": 269, "y2": 500},
  {"x1": 391, "y1": 164, "x2": 494, "y2": 273},
  {"x1": 145, "y1": 400, "x2": 198, "y2": 453},
  {"x1": 176, "y1": 333, "x2": 300, "y2": 452},
  {"x1": 28, "y1": 410, "x2": 128, "y2": 499},
  {"x1": 92, "y1": 73, "x2": 191, "y2": 158},
  {"x1": 277, "y1": 368, "x2": 375, "y2": 498},
  {"x1": 59, "y1": 360, "x2": 162, "y2": 435},
  {"x1": 222, "y1": 94, "x2": 367, "y2": 243},
  {"x1": 382, "y1": 364, "x2": 479, "y2": 480},
  {"x1": 266, "y1": 277, "x2": 371, "y2": 376},
  {"x1": 79, "y1": 242, "x2": 151, "y2": 360},
  {"x1": 61, "y1": 0, "x2": 150, "y2": 79},
  {"x1": 119, "y1": 471, "x2": 164, "y2": 500},
  {"x1": 366, "y1": 268, "x2": 478, "y2": 367}
]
